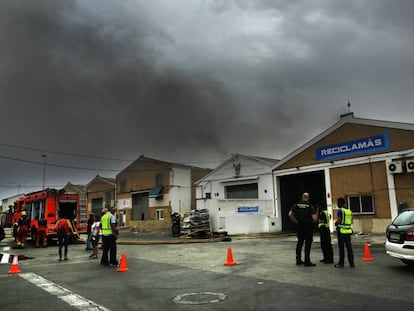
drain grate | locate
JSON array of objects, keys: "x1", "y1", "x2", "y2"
[{"x1": 173, "y1": 292, "x2": 227, "y2": 305}]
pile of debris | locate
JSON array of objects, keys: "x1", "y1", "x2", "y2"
[{"x1": 181, "y1": 209, "x2": 210, "y2": 238}]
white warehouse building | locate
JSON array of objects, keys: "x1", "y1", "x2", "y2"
[{"x1": 195, "y1": 154, "x2": 280, "y2": 235}]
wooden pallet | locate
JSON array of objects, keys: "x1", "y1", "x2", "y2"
[{"x1": 180, "y1": 229, "x2": 211, "y2": 239}]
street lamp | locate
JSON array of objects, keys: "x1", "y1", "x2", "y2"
[{"x1": 41, "y1": 154, "x2": 47, "y2": 190}]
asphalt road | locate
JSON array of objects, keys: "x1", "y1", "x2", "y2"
[{"x1": 1, "y1": 234, "x2": 413, "y2": 311}]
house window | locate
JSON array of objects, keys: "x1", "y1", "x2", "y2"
[
  {"x1": 105, "y1": 191, "x2": 112, "y2": 208},
  {"x1": 155, "y1": 174, "x2": 163, "y2": 186},
  {"x1": 119, "y1": 180, "x2": 126, "y2": 193},
  {"x1": 347, "y1": 194, "x2": 374, "y2": 214},
  {"x1": 155, "y1": 209, "x2": 164, "y2": 220},
  {"x1": 91, "y1": 198, "x2": 103, "y2": 216},
  {"x1": 205, "y1": 192, "x2": 211, "y2": 199},
  {"x1": 225, "y1": 183, "x2": 258, "y2": 199}
]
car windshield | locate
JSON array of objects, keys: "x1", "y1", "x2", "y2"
[{"x1": 393, "y1": 211, "x2": 414, "y2": 226}]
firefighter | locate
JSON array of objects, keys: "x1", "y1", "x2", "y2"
[
  {"x1": 13, "y1": 220, "x2": 18, "y2": 241},
  {"x1": 36, "y1": 218, "x2": 48, "y2": 248},
  {"x1": 17, "y1": 210, "x2": 30, "y2": 248}
]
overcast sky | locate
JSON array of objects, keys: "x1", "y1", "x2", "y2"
[{"x1": 1, "y1": 0, "x2": 414, "y2": 199}]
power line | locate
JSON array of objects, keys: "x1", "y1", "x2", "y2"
[
  {"x1": 0, "y1": 184, "x2": 65, "y2": 188},
  {"x1": 0, "y1": 142, "x2": 225, "y2": 164},
  {"x1": 0, "y1": 154, "x2": 214, "y2": 173},
  {"x1": 0, "y1": 154, "x2": 123, "y2": 172},
  {"x1": 0, "y1": 142, "x2": 134, "y2": 162}
]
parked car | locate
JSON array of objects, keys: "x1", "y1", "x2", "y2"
[{"x1": 385, "y1": 209, "x2": 414, "y2": 265}]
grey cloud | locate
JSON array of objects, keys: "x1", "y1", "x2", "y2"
[{"x1": 1, "y1": 0, "x2": 414, "y2": 198}]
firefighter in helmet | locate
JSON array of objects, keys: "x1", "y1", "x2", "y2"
[{"x1": 17, "y1": 210, "x2": 30, "y2": 248}]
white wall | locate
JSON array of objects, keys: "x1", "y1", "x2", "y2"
[
  {"x1": 170, "y1": 167, "x2": 192, "y2": 215},
  {"x1": 196, "y1": 156, "x2": 281, "y2": 235},
  {"x1": 1, "y1": 194, "x2": 24, "y2": 213}
]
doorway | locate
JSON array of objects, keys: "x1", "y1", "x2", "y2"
[
  {"x1": 132, "y1": 192, "x2": 149, "y2": 221},
  {"x1": 279, "y1": 171, "x2": 326, "y2": 232}
]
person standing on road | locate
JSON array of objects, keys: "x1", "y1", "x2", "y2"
[
  {"x1": 0, "y1": 223, "x2": 5, "y2": 242},
  {"x1": 86, "y1": 213, "x2": 94, "y2": 251},
  {"x1": 13, "y1": 220, "x2": 19, "y2": 242},
  {"x1": 17, "y1": 210, "x2": 30, "y2": 248},
  {"x1": 89, "y1": 214, "x2": 101, "y2": 259},
  {"x1": 334, "y1": 197, "x2": 355, "y2": 268},
  {"x1": 100, "y1": 207, "x2": 118, "y2": 267},
  {"x1": 36, "y1": 218, "x2": 48, "y2": 248},
  {"x1": 289, "y1": 192, "x2": 317, "y2": 266},
  {"x1": 56, "y1": 217, "x2": 70, "y2": 261},
  {"x1": 317, "y1": 201, "x2": 334, "y2": 264}
]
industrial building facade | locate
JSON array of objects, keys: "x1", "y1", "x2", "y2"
[
  {"x1": 273, "y1": 113, "x2": 414, "y2": 233},
  {"x1": 196, "y1": 154, "x2": 279, "y2": 235}
]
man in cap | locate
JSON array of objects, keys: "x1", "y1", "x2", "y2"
[
  {"x1": 334, "y1": 197, "x2": 355, "y2": 268},
  {"x1": 100, "y1": 207, "x2": 118, "y2": 267}
]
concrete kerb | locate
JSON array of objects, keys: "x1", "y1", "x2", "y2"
[
  {"x1": 116, "y1": 237, "x2": 223, "y2": 245},
  {"x1": 351, "y1": 233, "x2": 386, "y2": 246}
]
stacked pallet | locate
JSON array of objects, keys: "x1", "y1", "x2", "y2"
[{"x1": 181, "y1": 209, "x2": 210, "y2": 238}]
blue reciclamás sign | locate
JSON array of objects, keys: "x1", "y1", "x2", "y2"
[
  {"x1": 316, "y1": 131, "x2": 391, "y2": 161},
  {"x1": 237, "y1": 206, "x2": 259, "y2": 213}
]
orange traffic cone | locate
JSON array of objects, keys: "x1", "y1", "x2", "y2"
[
  {"x1": 224, "y1": 247, "x2": 237, "y2": 266},
  {"x1": 362, "y1": 243, "x2": 374, "y2": 261},
  {"x1": 117, "y1": 253, "x2": 129, "y2": 272},
  {"x1": 8, "y1": 254, "x2": 21, "y2": 274}
]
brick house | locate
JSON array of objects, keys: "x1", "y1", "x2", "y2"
[
  {"x1": 116, "y1": 156, "x2": 211, "y2": 231},
  {"x1": 86, "y1": 175, "x2": 116, "y2": 216}
]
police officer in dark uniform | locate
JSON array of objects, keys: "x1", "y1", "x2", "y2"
[{"x1": 289, "y1": 192, "x2": 317, "y2": 266}]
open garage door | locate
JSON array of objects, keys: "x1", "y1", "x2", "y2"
[
  {"x1": 279, "y1": 171, "x2": 326, "y2": 232},
  {"x1": 132, "y1": 192, "x2": 149, "y2": 221}
]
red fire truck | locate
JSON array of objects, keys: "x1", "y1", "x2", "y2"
[{"x1": 12, "y1": 188, "x2": 87, "y2": 241}]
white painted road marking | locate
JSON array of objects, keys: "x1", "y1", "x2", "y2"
[{"x1": 18, "y1": 272, "x2": 111, "y2": 311}]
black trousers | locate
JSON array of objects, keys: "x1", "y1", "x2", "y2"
[
  {"x1": 101, "y1": 235, "x2": 117, "y2": 266},
  {"x1": 58, "y1": 235, "x2": 69, "y2": 259},
  {"x1": 296, "y1": 224, "x2": 314, "y2": 263},
  {"x1": 319, "y1": 227, "x2": 333, "y2": 261},
  {"x1": 337, "y1": 231, "x2": 354, "y2": 265}
]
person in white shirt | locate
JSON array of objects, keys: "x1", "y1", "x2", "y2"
[{"x1": 89, "y1": 215, "x2": 101, "y2": 259}]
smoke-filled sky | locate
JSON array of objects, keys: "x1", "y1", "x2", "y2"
[{"x1": 1, "y1": 0, "x2": 414, "y2": 199}]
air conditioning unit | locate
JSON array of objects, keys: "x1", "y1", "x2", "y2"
[
  {"x1": 388, "y1": 161, "x2": 403, "y2": 174},
  {"x1": 406, "y1": 160, "x2": 414, "y2": 173}
]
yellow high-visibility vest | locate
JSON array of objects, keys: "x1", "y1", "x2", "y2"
[
  {"x1": 339, "y1": 208, "x2": 353, "y2": 234},
  {"x1": 101, "y1": 213, "x2": 113, "y2": 235},
  {"x1": 318, "y1": 210, "x2": 331, "y2": 228}
]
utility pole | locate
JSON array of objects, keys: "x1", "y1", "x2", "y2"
[{"x1": 41, "y1": 154, "x2": 47, "y2": 190}]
